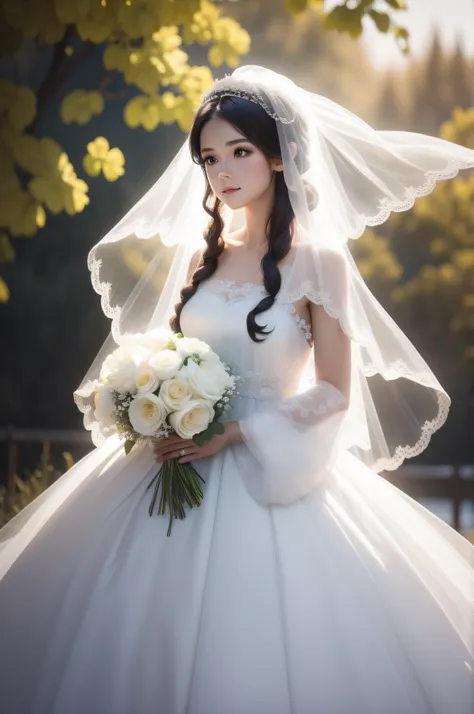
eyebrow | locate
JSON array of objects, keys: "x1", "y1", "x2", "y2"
[{"x1": 200, "y1": 138, "x2": 253, "y2": 153}]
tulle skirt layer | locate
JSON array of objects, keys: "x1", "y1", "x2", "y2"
[{"x1": 0, "y1": 436, "x2": 473, "y2": 714}]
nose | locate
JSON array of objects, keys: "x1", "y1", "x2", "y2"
[{"x1": 217, "y1": 168, "x2": 231, "y2": 180}]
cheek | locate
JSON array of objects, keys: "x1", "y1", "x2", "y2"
[
  {"x1": 205, "y1": 165, "x2": 219, "y2": 191},
  {"x1": 204, "y1": 155, "x2": 272, "y2": 194},
  {"x1": 245, "y1": 155, "x2": 272, "y2": 187}
]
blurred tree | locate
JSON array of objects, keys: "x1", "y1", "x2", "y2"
[
  {"x1": 0, "y1": 0, "x2": 409, "y2": 302},
  {"x1": 408, "y1": 30, "x2": 458, "y2": 134},
  {"x1": 349, "y1": 107, "x2": 474, "y2": 462},
  {"x1": 0, "y1": 0, "x2": 250, "y2": 302},
  {"x1": 375, "y1": 31, "x2": 473, "y2": 135},
  {"x1": 391, "y1": 107, "x2": 474, "y2": 368},
  {"x1": 374, "y1": 71, "x2": 403, "y2": 129},
  {"x1": 350, "y1": 228, "x2": 402, "y2": 308},
  {"x1": 447, "y1": 37, "x2": 474, "y2": 110}
]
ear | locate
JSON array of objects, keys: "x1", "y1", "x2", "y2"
[{"x1": 272, "y1": 141, "x2": 298, "y2": 172}]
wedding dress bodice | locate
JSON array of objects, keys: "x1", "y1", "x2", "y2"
[
  {"x1": 180, "y1": 266, "x2": 349, "y2": 507},
  {"x1": 180, "y1": 269, "x2": 313, "y2": 403}
]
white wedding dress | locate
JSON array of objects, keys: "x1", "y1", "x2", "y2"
[{"x1": 1, "y1": 274, "x2": 473, "y2": 714}]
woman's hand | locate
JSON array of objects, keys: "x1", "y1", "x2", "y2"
[{"x1": 153, "y1": 421, "x2": 242, "y2": 465}]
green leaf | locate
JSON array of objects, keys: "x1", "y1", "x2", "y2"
[
  {"x1": 369, "y1": 10, "x2": 390, "y2": 33},
  {"x1": 0, "y1": 233, "x2": 15, "y2": 263},
  {"x1": 392, "y1": 25, "x2": 410, "y2": 53},
  {"x1": 384, "y1": 0, "x2": 407, "y2": 9},
  {"x1": 322, "y1": 6, "x2": 363, "y2": 39},
  {"x1": 0, "y1": 276, "x2": 9, "y2": 303},
  {"x1": 209, "y1": 421, "x2": 225, "y2": 435},
  {"x1": 192, "y1": 421, "x2": 225, "y2": 446},
  {"x1": 124, "y1": 439, "x2": 136, "y2": 455},
  {"x1": 83, "y1": 153, "x2": 102, "y2": 177},
  {"x1": 192, "y1": 431, "x2": 208, "y2": 447},
  {"x1": 284, "y1": 0, "x2": 308, "y2": 15}
]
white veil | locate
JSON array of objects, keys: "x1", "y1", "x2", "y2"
[{"x1": 74, "y1": 64, "x2": 474, "y2": 472}]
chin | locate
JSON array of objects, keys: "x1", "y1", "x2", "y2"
[{"x1": 220, "y1": 192, "x2": 248, "y2": 209}]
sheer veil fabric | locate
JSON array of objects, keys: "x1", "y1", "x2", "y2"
[
  {"x1": 1, "y1": 64, "x2": 474, "y2": 714},
  {"x1": 74, "y1": 64, "x2": 474, "y2": 472}
]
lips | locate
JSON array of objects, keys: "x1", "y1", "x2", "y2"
[{"x1": 223, "y1": 188, "x2": 240, "y2": 194}]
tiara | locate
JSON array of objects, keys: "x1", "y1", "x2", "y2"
[{"x1": 200, "y1": 75, "x2": 296, "y2": 124}]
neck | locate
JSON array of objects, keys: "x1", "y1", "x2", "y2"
[{"x1": 241, "y1": 175, "x2": 276, "y2": 252}]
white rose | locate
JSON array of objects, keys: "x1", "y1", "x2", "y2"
[
  {"x1": 100, "y1": 345, "x2": 130, "y2": 379},
  {"x1": 175, "y1": 336, "x2": 211, "y2": 358},
  {"x1": 100, "y1": 345, "x2": 147, "y2": 393},
  {"x1": 159, "y1": 376, "x2": 193, "y2": 411},
  {"x1": 182, "y1": 355, "x2": 233, "y2": 403},
  {"x1": 128, "y1": 393, "x2": 167, "y2": 436},
  {"x1": 135, "y1": 364, "x2": 160, "y2": 394},
  {"x1": 149, "y1": 349, "x2": 183, "y2": 380},
  {"x1": 169, "y1": 399, "x2": 215, "y2": 439},
  {"x1": 139, "y1": 328, "x2": 174, "y2": 352},
  {"x1": 93, "y1": 383, "x2": 116, "y2": 429}
]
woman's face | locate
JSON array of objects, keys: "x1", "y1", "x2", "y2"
[{"x1": 199, "y1": 116, "x2": 280, "y2": 210}]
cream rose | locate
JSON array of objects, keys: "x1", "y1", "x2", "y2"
[
  {"x1": 168, "y1": 399, "x2": 215, "y2": 439},
  {"x1": 135, "y1": 364, "x2": 160, "y2": 394},
  {"x1": 159, "y1": 376, "x2": 193, "y2": 411},
  {"x1": 182, "y1": 354, "x2": 233, "y2": 403},
  {"x1": 128, "y1": 393, "x2": 167, "y2": 436},
  {"x1": 149, "y1": 349, "x2": 183, "y2": 380}
]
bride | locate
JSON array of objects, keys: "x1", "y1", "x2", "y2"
[{"x1": 0, "y1": 65, "x2": 473, "y2": 714}]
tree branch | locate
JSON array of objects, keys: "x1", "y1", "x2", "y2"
[{"x1": 31, "y1": 28, "x2": 96, "y2": 133}]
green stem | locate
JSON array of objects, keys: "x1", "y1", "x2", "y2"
[
  {"x1": 145, "y1": 457, "x2": 207, "y2": 537},
  {"x1": 175, "y1": 462, "x2": 198, "y2": 508},
  {"x1": 166, "y1": 460, "x2": 174, "y2": 536}
]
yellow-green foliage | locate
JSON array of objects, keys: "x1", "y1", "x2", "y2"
[
  {"x1": 0, "y1": 0, "x2": 252, "y2": 301},
  {"x1": 302, "y1": 0, "x2": 409, "y2": 51},
  {"x1": 0, "y1": 442, "x2": 74, "y2": 527},
  {"x1": 351, "y1": 229, "x2": 403, "y2": 283},
  {"x1": 392, "y1": 108, "x2": 474, "y2": 349},
  {"x1": 0, "y1": 0, "x2": 409, "y2": 303}
]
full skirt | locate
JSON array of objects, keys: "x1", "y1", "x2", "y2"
[{"x1": 0, "y1": 435, "x2": 473, "y2": 714}]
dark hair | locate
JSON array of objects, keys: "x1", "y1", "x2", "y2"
[{"x1": 169, "y1": 91, "x2": 317, "y2": 343}]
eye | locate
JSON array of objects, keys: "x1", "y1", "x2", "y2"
[{"x1": 201, "y1": 147, "x2": 251, "y2": 166}]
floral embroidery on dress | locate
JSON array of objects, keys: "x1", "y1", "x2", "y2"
[{"x1": 201, "y1": 264, "x2": 314, "y2": 346}]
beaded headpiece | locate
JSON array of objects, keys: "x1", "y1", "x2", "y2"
[{"x1": 199, "y1": 75, "x2": 296, "y2": 124}]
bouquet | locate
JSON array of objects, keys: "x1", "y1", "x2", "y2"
[{"x1": 92, "y1": 328, "x2": 238, "y2": 536}]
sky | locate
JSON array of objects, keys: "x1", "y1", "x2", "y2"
[{"x1": 353, "y1": 0, "x2": 474, "y2": 69}]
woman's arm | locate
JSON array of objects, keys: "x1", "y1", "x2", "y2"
[{"x1": 234, "y1": 259, "x2": 352, "y2": 506}]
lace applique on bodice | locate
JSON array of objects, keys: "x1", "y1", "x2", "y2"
[
  {"x1": 198, "y1": 267, "x2": 314, "y2": 346},
  {"x1": 180, "y1": 266, "x2": 315, "y2": 408}
]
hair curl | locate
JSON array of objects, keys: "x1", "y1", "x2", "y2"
[{"x1": 169, "y1": 91, "x2": 316, "y2": 343}]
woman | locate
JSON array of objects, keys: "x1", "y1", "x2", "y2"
[{"x1": 0, "y1": 65, "x2": 473, "y2": 714}]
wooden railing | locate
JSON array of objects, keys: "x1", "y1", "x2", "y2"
[
  {"x1": 383, "y1": 464, "x2": 474, "y2": 532},
  {"x1": 1, "y1": 426, "x2": 473, "y2": 532}
]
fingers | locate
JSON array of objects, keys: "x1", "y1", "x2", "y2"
[
  {"x1": 154, "y1": 437, "x2": 193, "y2": 453},
  {"x1": 154, "y1": 440, "x2": 196, "y2": 462}
]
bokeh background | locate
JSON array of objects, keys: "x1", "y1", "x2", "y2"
[{"x1": 0, "y1": 0, "x2": 473, "y2": 531}]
